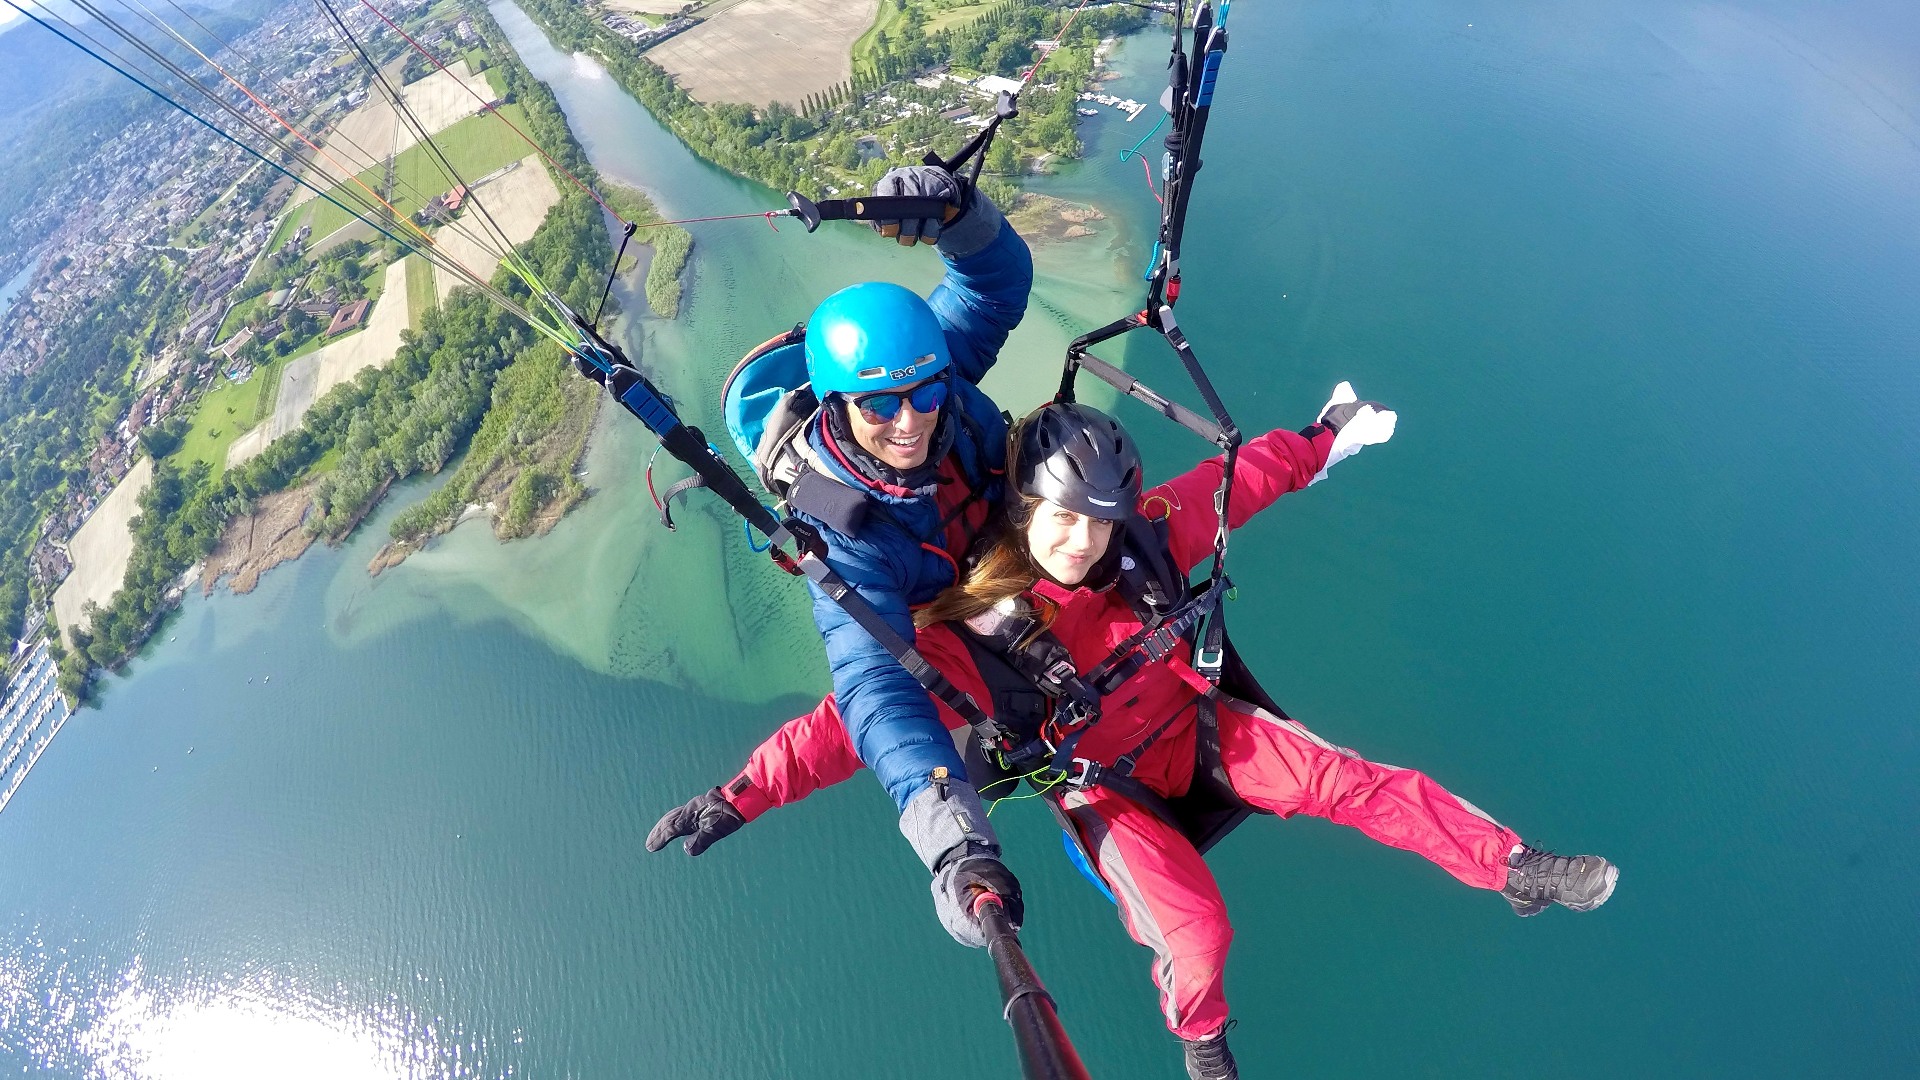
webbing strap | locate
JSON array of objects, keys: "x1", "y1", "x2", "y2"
[
  {"x1": 1085, "y1": 580, "x2": 1224, "y2": 694},
  {"x1": 1061, "y1": 758, "x2": 1183, "y2": 831},
  {"x1": 786, "y1": 530, "x2": 1007, "y2": 740},
  {"x1": 656, "y1": 474, "x2": 705, "y2": 530}
]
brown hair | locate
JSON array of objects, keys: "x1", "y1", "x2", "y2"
[{"x1": 914, "y1": 493, "x2": 1045, "y2": 629}]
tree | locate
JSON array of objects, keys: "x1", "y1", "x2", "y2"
[
  {"x1": 138, "y1": 416, "x2": 188, "y2": 459},
  {"x1": 987, "y1": 138, "x2": 1019, "y2": 175},
  {"x1": 58, "y1": 652, "x2": 91, "y2": 704},
  {"x1": 0, "y1": 575, "x2": 24, "y2": 644}
]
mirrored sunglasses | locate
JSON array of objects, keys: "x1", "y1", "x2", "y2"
[{"x1": 850, "y1": 377, "x2": 949, "y2": 424}]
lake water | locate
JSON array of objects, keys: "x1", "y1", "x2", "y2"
[
  {"x1": 0, "y1": 256, "x2": 36, "y2": 323},
  {"x1": 2, "y1": 1, "x2": 1916, "y2": 1077}
]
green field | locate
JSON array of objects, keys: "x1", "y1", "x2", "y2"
[
  {"x1": 852, "y1": 0, "x2": 909, "y2": 70},
  {"x1": 176, "y1": 368, "x2": 276, "y2": 474},
  {"x1": 271, "y1": 104, "x2": 537, "y2": 252},
  {"x1": 174, "y1": 311, "x2": 347, "y2": 474},
  {"x1": 405, "y1": 253, "x2": 438, "y2": 328},
  {"x1": 925, "y1": 0, "x2": 996, "y2": 33}
]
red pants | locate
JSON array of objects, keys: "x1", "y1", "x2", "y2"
[{"x1": 1058, "y1": 700, "x2": 1521, "y2": 1040}]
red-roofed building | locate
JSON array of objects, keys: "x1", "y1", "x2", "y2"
[{"x1": 327, "y1": 299, "x2": 371, "y2": 337}]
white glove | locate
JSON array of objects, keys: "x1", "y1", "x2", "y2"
[{"x1": 1310, "y1": 381, "x2": 1396, "y2": 485}]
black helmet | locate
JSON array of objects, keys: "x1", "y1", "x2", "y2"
[{"x1": 1015, "y1": 403, "x2": 1142, "y2": 520}]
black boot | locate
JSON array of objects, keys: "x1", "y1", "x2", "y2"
[
  {"x1": 1182, "y1": 1031, "x2": 1238, "y2": 1080},
  {"x1": 1503, "y1": 846, "x2": 1618, "y2": 916}
]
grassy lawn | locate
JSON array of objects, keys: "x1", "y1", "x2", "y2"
[
  {"x1": 298, "y1": 445, "x2": 343, "y2": 484},
  {"x1": 853, "y1": 0, "x2": 909, "y2": 70},
  {"x1": 175, "y1": 195, "x2": 229, "y2": 247},
  {"x1": 926, "y1": 0, "x2": 996, "y2": 34},
  {"x1": 286, "y1": 104, "x2": 537, "y2": 251},
  {"x1": 282, "y1": 332, "x2": 329, "y2": 365},
  {"x1": 173, "y1": 322, "x2": 336, "y2": 474},
  {"x1": 213, "y1": 289, "x2": 271, "y2": 345},
  {"x1": 405, "y1": 253, "x2": 438, "y2": 328},
  {"x1": 268, "y1": 205, "x2": 310, "y2": 253},
  {"x1": 176, "y1": 372, "x2": 270, "y2": 474}
]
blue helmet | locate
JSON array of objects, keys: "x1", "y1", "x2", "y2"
[{"x1": 804, "y1": 282, "x2": 952, "y2": 396}]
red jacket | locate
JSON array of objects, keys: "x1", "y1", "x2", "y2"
[{"x1": 722, "y1": 425, "x2": 1336, "y2": 821}]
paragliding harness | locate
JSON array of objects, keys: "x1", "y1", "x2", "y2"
[
  {"x1": 952, "y1": 507, "x2": 1278, "y2": 861},
  {"x1": 585, "y1": 0, "x2": 1251, "y2": 874},
  {"x1": 960, "y1": 0, "x2": 1259, "y2": 876}
]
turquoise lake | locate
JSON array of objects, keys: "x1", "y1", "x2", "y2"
[{"x1": 2, "y1": 0, "x2": 1916, "y2": 1076}]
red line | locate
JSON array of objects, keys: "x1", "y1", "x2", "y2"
[
  {"x1": 355, "y1": 0, "x2": 625, "y2": 223},
  {"x1": 1020, "y1": 0, "x2": 1099, "y2": 85},
  {"x1": 1139, "y1": 155, "x2": 1164, "y2": 204},
  {"x1": 149, "y1": 15, "x2": 439, "y2": 249}
]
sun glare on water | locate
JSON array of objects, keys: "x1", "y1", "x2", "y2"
[
  {"x1": 83, "y1": 981, "x2": 411, "y2": 1080},
  {"x1": 3, "y1": 931, "x2": 497, "y2": 1080},
  {"x1": 570, "y1": 53, "x2": 606, "y2": 81}
]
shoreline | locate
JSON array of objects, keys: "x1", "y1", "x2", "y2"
[
  {"x1": 192, "y1": 7, "x2": 1127, "y2": 607},
  {"x1": 1007, "y1": 193, "x2": 1109, "y2": 245}
]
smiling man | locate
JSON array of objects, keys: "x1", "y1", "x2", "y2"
[{"x1": 730, "y1": 163, "x2": 1038, "y2": 948}]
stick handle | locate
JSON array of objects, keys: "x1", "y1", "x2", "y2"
[{"x1": 974, "y1": 895, "x2": 1094, "y2": 1080}]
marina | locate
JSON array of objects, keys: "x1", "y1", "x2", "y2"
[
  {"x1": 1079, "y1": 91, "x2": 1147, "y2": 120},
  {"x1": 0, "y1": 642, "x2": 73, "y2": 815}
]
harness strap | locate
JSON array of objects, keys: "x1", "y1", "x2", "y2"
[
  {"x1": 1109, "y1": 704, "x2": 1187, "y2": 777},
  {"x1": 782, "y1": 519, "x2": 1010, "y2": 746},
  {"x1": 1059, "y1": 758, "x2": 1183, "y2": 833},
  {"x1": 1085, "y1": 579, "x2": 1224, "y2": 694},
  {"x1": 655, "y1": 474, "x2": 706, "y2": 530}
]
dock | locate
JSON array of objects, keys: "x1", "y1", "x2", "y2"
[
  {"x1": 1078, "y1": 91, "x2": 1149, "y2": 121},
  {"x1": 0, "y1": 642, "x2": 74, "y2": 815}
]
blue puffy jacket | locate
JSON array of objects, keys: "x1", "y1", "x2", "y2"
[{"x1": 792, "y1": 208, "x2": 1033, "y2": 809}]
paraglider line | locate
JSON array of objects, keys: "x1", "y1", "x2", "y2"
[
  {"x1": 352, "y1": 0, "x2": 626, "y2": 224},
  {"x1": 639, "y1": 210, "x2": 788, "y2": 231},
  {"x1": 110, "y1": 0, "x2": 441, "y2": 251},
  {"x1": 1018, "y1": 0, "x2": 1098, "y2": 86}
]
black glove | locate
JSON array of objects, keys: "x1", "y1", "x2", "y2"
[
  {"x1": 952, "y1": 854, "x2": 1025, "y2": 927},
  {"x1": 872, "y1": 165, "x2": 965, "y2": 246},
  {"x1": 645, "y1": 787, "x2": 746, "y2": 857},
  {"x1": 1317, "y1": 398, "x2": 1389, "y2": 434},
  {"x1": 933, "y1": 850, "x2": 1024, "y2": 946}
]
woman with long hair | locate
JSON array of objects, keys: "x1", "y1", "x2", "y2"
[{"x1": 651, "y1": 395, "x2": 1617, "y2": 1080}]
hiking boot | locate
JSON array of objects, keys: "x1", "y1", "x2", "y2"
[
  {"x1": 1182, "y1": 1031, "x2": 1239, "y2": 1080},
  {"x1": 1504, "y1": 846, "x2": 1618, "y2": 916}
]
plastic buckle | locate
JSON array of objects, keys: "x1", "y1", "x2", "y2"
[
  {"x1": 1194, "y1": 647, "x2": 1224, "y2": 674},
  {"x1": 1143, "y1": 626, "x2": 1180, "y2": 661},
  {"x1": 1054, "y1": 697, "x2": 1098, "y2": 734}
]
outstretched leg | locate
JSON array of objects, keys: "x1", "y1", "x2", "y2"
[{"x1": 1215, "y1": 701, "x2": 1520, "y2": 891}]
